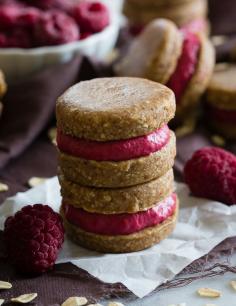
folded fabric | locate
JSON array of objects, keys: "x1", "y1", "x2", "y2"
[{"x1": 0, "y1": 57, "x2": 83, "y2": 170}]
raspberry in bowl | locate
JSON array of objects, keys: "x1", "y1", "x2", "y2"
[{"x1": 0, "y1": 0, "x2": 120, "y2": 80}]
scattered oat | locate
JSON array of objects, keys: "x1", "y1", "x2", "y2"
[
  {"x1": 48, "y1": 127, "x2": 57, "y2": 145},
  {"x1": 28, "y1": 177, "x2": 47, "y2": 187},
  {"x1": 175, "y1": 117, "x2": 196, "y2": 138},
  {"x1": 211, "y1": 135, "x2": 226, "y2": 147},
  {"x1": 61, "y1": 297, "x2": 88, "y2": 306},
  {"x1": 197, "y1": 288, "x2": 221, "y2": 298},
  {"x1": 0, "y1": 299, "x2": 4, "y2": 305},
  {"x1": 230, "y1": 280, "x2": 236, "y2": 291},
  {"x1": 0, "y1": 280, "x2": 12, "y2": 289},
  {"x1": 11, "y1": 293, "x2": 37, "y2": 303},
  {"x1": 108, "y1": 303, "x2": 125, "y2": 306},
  {"x1": 105, "y1": 48, "x2": 119, "y2": 64},
  {"x1": 211, "y1": 35, "x2": 227, "y2": 47},
  {"x1": 0, "y1": 183, "x2": 8, "y2": 192}
]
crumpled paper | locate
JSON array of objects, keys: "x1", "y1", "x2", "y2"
[{"x1": 0, "y1": 177, "x2": 236, "y2": 298}]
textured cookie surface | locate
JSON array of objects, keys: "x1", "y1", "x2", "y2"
[
  {"x1": 116, "y1": 19, "x2": 182, "y2": 84},
  {"x1": 57, "y1": 77, "x2": 175, "y2": 141},
  {"x1": 59, "y1": 169, "x2": 174, "y2": 214},
  {"x1": 59, "y1": 131, "x2": 176, "y2": 188},
  {"x1": 206, "y1": 64, "x2": 236, "y2": 110},
  {"x1": 61, "y1": 200, "x2": 178, "y2": 253}
]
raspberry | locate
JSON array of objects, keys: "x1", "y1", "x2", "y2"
[
  {"x1": 4, "y1": 204, "x2": 64, "y2": 274},
  {"x1": 20, "y1": 0, "x2": 73, "y2": 11},
  {"x1": 0, "y1": 28, "x2": 32, "y2": 48},
  {"x1": 0, "y1": 5, "x2": 20, "y2": 29},
  {"x1": 34, "y1": 10, "x2": 79, "y2": 46},
  {"x1": 80, "y1": 31, "x2": 92, "y2": 40},
  {"x1": 184, "y1": 147, "x2": 236, "y2": 205},
  {"x1": 18, "y1": 7, "x2": 41, "y2": 27},
  {"x1": 71, "y1": 1, "x2": 110, "y2": 33}
]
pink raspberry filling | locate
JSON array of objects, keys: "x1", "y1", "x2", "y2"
[
  {"x1": 63, "y1": 193, "x2": 177, "y2": 235},
  {"x1": 208, "y1": 105, "x2": 236, "y2": 124},
  {"x1": 57, "y1": 125, "x2": 170, "y2": 162},
  {"x1": 167, "y1": 30, "x2": 200, "y2": 103}
]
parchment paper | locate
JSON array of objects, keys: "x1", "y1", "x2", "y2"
[{"x1": 0, "y1": 177, "x2": 235, "y2": 298}]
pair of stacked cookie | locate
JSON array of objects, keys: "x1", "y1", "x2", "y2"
[
  {"x1": 116, "y1": 19, "x2": 215, "y2": 121},
  {"x1": 56, "y1": 77, "x2": 178, "y2": 253},
  {"x1": 206, "y1": 64, "x2": 236, "y2": 140},
  {"x1": 0, "y1": 70, "x2": 7, "y2": 117},
  {"x1": 124, "y1": 0, "x2": 208, "y2": 34}
]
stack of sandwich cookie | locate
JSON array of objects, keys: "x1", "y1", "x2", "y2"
[
  {"x1": 116, "y1": 19, "x2": 215, "y2": 121},
  {"x1": 57, "y1": 77, "x2": 178, "y2": 253},
  {"x1": 123, "y1": 0, "x2": 208, "y2": 34},
  {"x1": 206, "y1": 64, "x2": 236, "y2": 140},
  {"x1": 0, "y1": 70, "x2": 7, "y2": 117}
]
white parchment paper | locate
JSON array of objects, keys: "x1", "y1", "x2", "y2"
[{"x1": 0, "y1": 177, "x2": 236, "y2": 298}]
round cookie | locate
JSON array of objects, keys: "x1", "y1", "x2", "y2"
[
  {"x1": 61, "y1": 200, "x2": 178, "y2": 253},
  {"x1": 116, "y1": 19, "x2": 183, "y2": 84},
  {"x1": 56, "y1": 77, "x2": 175, "y2": 142},
  {"x1": 116, "y1": 19, "x2": 215, "y2": 122},
  {"x1": 59, "y1": 169, "x2": 174, "y2": 214},
  {"x1": 206, "y1": 64, "x2": 236, "y2": 111},
  {"x1": 124, "y1": 0, "x2": 207, "y2": 28},
  {"x1": 59, "y1": 131, "x2": 176, "y2": 188},
  {"x1": 206, "y1": 64, "x2": 236, "y2": 139}
]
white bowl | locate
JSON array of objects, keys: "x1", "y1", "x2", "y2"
[{"x1": 0, "y1": 2, "x2": 121, "y2": 81}]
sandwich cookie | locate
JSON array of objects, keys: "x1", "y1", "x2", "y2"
[
  {"x1": 61, "y1": 193, "x2": 179, "y2": 253},
  {"x1": 116, "y1": 19, "x2": 215, "y2": 120},
  {"x1": 57, "y1": 77, "x2": 176, "y2": 188},
  {"x1": 206, "y1": 64, "x2": 236, "y2": 139}
]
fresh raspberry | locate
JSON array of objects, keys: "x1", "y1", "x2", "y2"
[
  {"x1": 0, "y1": 0, "x2": 25, "y2": 8},
  {"x1": 18, "y1": 7, "x2": 41, "y2": 27},
  {"x1": 80, "y1": 31, "x2": 92, "y2": 40},
  {"x1": 34, "y1": 10, "x2": 79, "y2": 46},
  {"x1": 0, "y1": 33, "x2": 7, "y2": 47},
  {"x1": 20, "y1": 0, "x2": 73, "y2": 11},
  {"x1": 184, "y1": 147, "x2": 236, "y2": 205},
  {"x1": 0, "y1": 28, "x2": 32, "y2": 48},
  {"x1": 71, "y1": 1, "x2": 110, "y2": 33},
  {"x1": 0, "y1": 5, "x2": 20, "y2": 29},
  {"x1": 4, "y1": 204, "x2": 64, "y2": 274}
]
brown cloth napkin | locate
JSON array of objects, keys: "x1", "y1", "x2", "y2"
[{"x1": 0, "y1": 57, "x2": 81, "y2": 170}]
